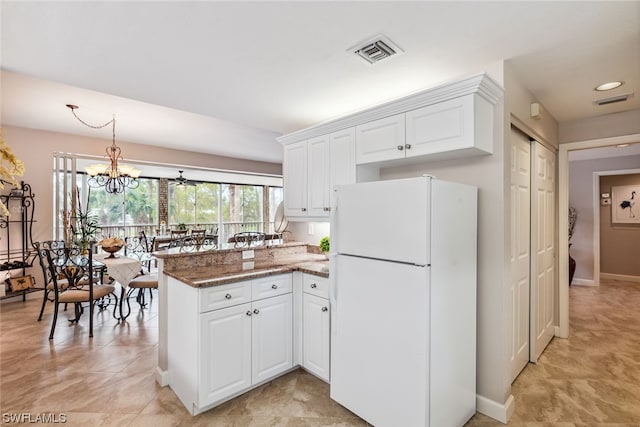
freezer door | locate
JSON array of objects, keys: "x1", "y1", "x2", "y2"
[
  {"x1": 333, "y1": 177, "x2": 430, "y2": 265},
  {"x1": 330, "y1": 255, "x2": 429, "y2": 427}
]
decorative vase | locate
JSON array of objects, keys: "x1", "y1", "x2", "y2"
[{"x1": 568, "y1": 244, "x2": 576, "y2": 286}]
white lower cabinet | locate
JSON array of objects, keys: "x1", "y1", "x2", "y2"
[
  {"x1": 301, "y1": 273, "x2": 330, "y2": 382},
  {"x1": 251, "y1": 294, "x2": 293, "y2": 384},
  {"x1": 199, "y1": 294, "x2": 293, "y2": 408},
  {"x1": 302, "y1": 293, "x2": 330, "y2": 381},
  {"x1": 168, "y1": 274, "x2": 294, "y2": 414},
  {"x1": 199, "y1": 303, "x2": 252, "y2": 406}
]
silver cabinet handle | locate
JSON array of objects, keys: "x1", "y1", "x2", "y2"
[
  {"x1": 225, "y1": 293, "x2": 232, "y2": 299},
  {"x1": 271, "y1": 284, "x2": 278, "y2": 289},
  {"x1": 246, "y1": 310, "x2": 252, "y2": 316},
  {"x1": 323, "y1": 207, "x2": 331, "y2": 212},
  {"x1": 301, "y1": 208, "x2": 307, "y2": 212},
  {"x1": 310, "y1": 283, "x2": 317, "y2": 289},
  {"x1": 321, "y1": 306, "x2": 328, "y2": 312},
  {"x1": 397, "y1": 145, "x2": 404, "y2": 151},
  {"x1": 405, "y1": 143, "x2": 412, "y2": 149},
  {"x1": 253, "y1": 308, "x2": 260, "y2": 315}
]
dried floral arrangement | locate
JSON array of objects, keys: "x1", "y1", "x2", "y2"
[{"x1": 0, "y1": 129, "x2": 26, "y2": 217}]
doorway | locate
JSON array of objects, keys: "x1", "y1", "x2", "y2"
[{"x1": 558, "y1": 133, "x2": 640, "y2": 338}]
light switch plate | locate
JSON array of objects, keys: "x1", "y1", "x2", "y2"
[
  {"x1": 242, "y1": 261, "x2": 255, "y2": 270},
  {"x1": 242, "y1": 250, "x2": 254, "y2": 260}
]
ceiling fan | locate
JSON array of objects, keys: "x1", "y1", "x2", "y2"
[{"x1": 173, "y1": 170, "x2": 196, "y2": 187}]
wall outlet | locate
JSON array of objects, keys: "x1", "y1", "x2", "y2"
[
  {"x1": 601, "y1": 198, "x2": 611, "y2": 206},
  {"x1": 242, "y1": 261, "x2": 255, "y2": 270},
  {"x1": 308, "y1": 223, "x2": 315, "y2": 235},
  {"x1": 0, "y1": 284, "x2": 5, "y2": 297},
  {"x1": 242, "y1": 250, "x2": 254, "y2": 260}
]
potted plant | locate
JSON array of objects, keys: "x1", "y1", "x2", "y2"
[
  {"x1": 319, "y1": 236, "x2": 330, "y2": 258},
  {"x1": 72, "y1": 209, "x2": 100, "y2": 254}
]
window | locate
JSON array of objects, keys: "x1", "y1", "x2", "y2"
[
  {"x1": 268, "y1": 186, "x2": 284, "y2": 233},
  {"x1": 168, "y1": 182, "x2": 220, "y2": 233},
  {"x1": 88, "y1": 177, "x2": 159, "y2": 237},
  {"x1": 221, "y1": 184, "x2": 263, "y2": 238}
]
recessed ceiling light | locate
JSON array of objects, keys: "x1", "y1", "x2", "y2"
[{"x1": 595, "y1": 81, "x2": 623, "y2": 91}]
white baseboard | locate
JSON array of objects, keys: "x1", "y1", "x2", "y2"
[
  {"x1": 476, "y1": 393, "x2": 514, "y2": 424},
  {"x1": 600, "y1": 272, "x2": 640, "y2": 283},
  {"x1": 571, "y1": 278, "x2": 597, "y2": 287},
  {"x1": 155, "y1": 367, "x2": 169, "y2": 387}
]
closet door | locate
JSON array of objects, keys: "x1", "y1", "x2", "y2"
[
  {"x1": 509, "y1": 127, "x2": 531, "y2": 382},
  {"x1": 530, "y1": 141, "x2": 556, "y2": 362}
]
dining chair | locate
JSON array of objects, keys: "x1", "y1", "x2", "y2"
[
  {"x1": 190, "y1": 228, "x2": 206, "y2": 237},
  {"x1": 124, "y1": 231, "x2": 158, "y2": 308},
  {"x1": 34, "y1": 240, "x2": 68, "y2": 321},
  {"x1": 170, "y1": 229, "x2": 188, "y2": 239},
  {"x1": 124, "y1": 231, "x2": 155, "y2": 272},
  {"x1": 127, "y1": 272, "x2": 158, "y2": 308},
  {"x1": 230, "y1": 231, "x2": 266, "y2": 248},
  {"x1": 44, "y1": 243, "x2": 118, "y2": 339}
]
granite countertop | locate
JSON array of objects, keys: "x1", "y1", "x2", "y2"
[
  {"x1": 164, "y1": 253, "x2": 329, "y2": 288},
  {"x1": 154, "y1": 241, "x2": 308, "y2": 259}
]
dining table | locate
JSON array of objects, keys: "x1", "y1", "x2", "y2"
[{"x1": 95, "y1": 253, "x2": 141, "y2": 321}]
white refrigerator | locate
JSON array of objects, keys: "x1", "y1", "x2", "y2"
[{"x1": 329, "y1": 176, "x2": 477, "y2": 427}]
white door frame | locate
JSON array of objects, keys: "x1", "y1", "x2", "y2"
[
  {"x1": 593, "y1": 168, "x2": 640, "y2": 286},
  {"x1": 558, "y1": 133, "x2": 640, "y2": 338}
]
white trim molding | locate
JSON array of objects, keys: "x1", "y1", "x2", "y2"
[
  {"x1": 571, "y1": 278, "x2": 597, "y2": 287},
  {"x1": 277, "y1": 72, "x2": 504, "y2": 145},
  {"x1": 155, "y1": 367, "x2": 169, "y2": 387},
  {"x1": 476, "y1": 393, "x2": 514, "y2": 424},
  {"x1": 600, "y1": 273, "x2": 640, "y2": 283}
]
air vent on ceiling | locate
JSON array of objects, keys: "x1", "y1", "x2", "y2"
[
  {"x1": 593, "y1": 92, "x2": 634, "y2": 106},
  {"x1": 348, "y1": 34, "x2": 403, "y2": 64}
]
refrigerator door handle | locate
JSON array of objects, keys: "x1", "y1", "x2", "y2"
[{"x1": 329, "y1": 253, "x2": 338, "y2": 334}]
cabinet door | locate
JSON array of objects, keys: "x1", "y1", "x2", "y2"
[
  {"x1": 251, "y1": 293, "x2": 293, "y2": 384},
  {"x1": 330, "y1": 128, "x2": 356, "y2": 201},
  {"x1": 303, "y1": 293, "x2": 330, "y2": 382},
  {"x1": 355, "y1": 113, "x2": 405, "y2": 165},
  {"x1": 307, "y1": 135, "x2": 331, "y2": 217},
  {"x1": 283, "y1": 141, "x2": 308, "y2": 217},
  {"x1": 199, "y1": 303, "x2": 252, "y2": 407},
  {"x1": 405, "y1": 95, "x2": 474, "y2": 158}
]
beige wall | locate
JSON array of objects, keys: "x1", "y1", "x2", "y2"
[
  {"x1": 599, "y1": 173, "x2": 640, "y2": 277},
  {"x1": 560, "y1": 109, "x2": 640, "y2": 143},
  {"x1": 568, "y1": 156, "x2": 640, "y2": 281},
  {"x1": 1, "y1": 124, "x2": 281, "y2": 286}
]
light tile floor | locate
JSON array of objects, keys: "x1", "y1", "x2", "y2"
[{"x1": 1, "y1": 279, "x2": 639, "y2": 426}]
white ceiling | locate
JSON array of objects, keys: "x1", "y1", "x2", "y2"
[{"x1": 2, "y1": 1, "x2": 639, "y2": 164}]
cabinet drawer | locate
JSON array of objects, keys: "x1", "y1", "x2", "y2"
[
  {"x1": 252, "y1": 274, "x2": 293, "y2": 300},
  {"x1": 302, "y1": 274, "x2": 329, "y2": 299},
  {"x1": 199, "y1": 280, "x2": 252, "y2": 313}
]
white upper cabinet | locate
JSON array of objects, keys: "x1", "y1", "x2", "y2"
[
  {"x1": 307, "y1": 135, "x2": 331, "y2": 217},
  {"x1": 283, "y1": 128, "x2": 356, "y2": 221},
  {"x1": 283, "y1": 141, "x2": 308, "y2": 218},
  {"x1": 279, "y1": 73, "x2": 503, "y2": 215},
  {"x1": 405, "y1": 93, "x2": 493, "y2": 160},
  {"x1": 355, "y1": 114, "x2": 405, "y2": 165},
  {"x1": 330, "y1": 128, "x2": 356, "y2": 202}
]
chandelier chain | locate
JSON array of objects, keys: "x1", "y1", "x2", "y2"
[{"x1": 69, "y1": 107, "x2": 115, "y2": 131}]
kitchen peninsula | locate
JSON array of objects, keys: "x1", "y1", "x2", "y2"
[{"x1": 153, "y1": 241, "x2": 330, "y2": 415}]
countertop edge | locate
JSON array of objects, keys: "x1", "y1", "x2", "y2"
[{"x1": 163, "y1": 261, "x2": 329, "y2": 288}]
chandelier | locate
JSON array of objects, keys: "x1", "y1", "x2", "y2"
[{"x1": 66, "y1": 104, "x2": 141, "y2": 194}]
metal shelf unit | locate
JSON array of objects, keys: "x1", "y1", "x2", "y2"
[{"x1": 1, "y1": 181, "x2": 37, "y2": 301}]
